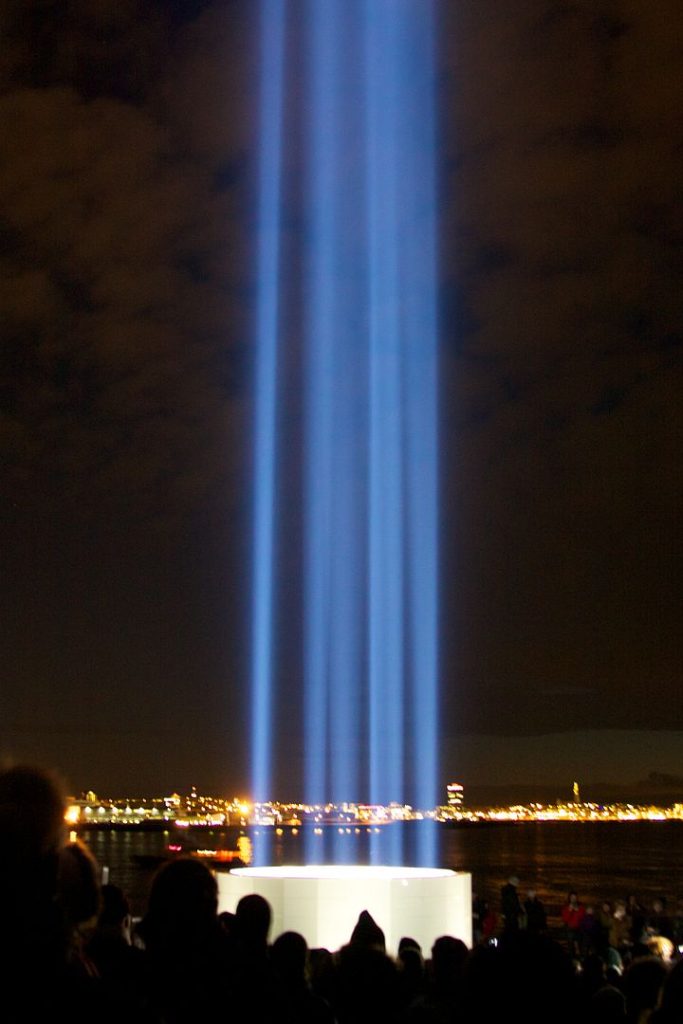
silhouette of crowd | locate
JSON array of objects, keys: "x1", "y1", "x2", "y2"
[{"x1": 2, "y1": 765, "x2": 681, "y2": 1023}]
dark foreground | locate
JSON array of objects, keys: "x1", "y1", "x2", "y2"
[{"x1": 2, "y1": 766, "x2": 682, "y2": 1023}]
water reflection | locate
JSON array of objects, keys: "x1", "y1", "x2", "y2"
[{"x1": 83, "y1": 821, "x2": 683, "y2": 925}]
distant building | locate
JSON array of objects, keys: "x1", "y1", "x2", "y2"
[
  {"x1": 573, "y1": 781, "x2": 581, "y2": 803},
  {"x1": 447, "y1": 782, "x2": 464, "y2": 809}
]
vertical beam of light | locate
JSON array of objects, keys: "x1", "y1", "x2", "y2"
[
  {"x1": 303, "y1": 0, "x2": 337, "y2": 859},
  {"x1": 402, "y1": 4, "x2": 439, "y2": 866},
  {"x1": 365, "y1": 0, "x2": 404, "y2": 865},
  {"x1": 304, "y1": 3, "x2": 366, "y2": 863},
  {"x1": 252, "y1": 0, "x2": 439, "y2": 865},
  {"x1": 251, "y1": 0, "x2": 285, "y2": 819}
]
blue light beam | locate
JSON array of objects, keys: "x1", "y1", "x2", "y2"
[
  {"x1": 251, "y1": 0, "x2": 285, "y2": 813},
  {"x1": 253, "y1": 0, "x2": 440, "y2": 865}
]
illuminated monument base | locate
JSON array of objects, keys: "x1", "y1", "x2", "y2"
[{"x1": 217, "y1": 866, "x2": 472, "y2": 953}]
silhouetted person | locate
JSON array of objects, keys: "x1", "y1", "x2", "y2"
[
  {"x1": 577, "y1": 953, "x2": 608, "y2": 1002},
  {"x1": 672, "y1": 897, "x2": 683, "y2": 948},
  {"x1": 480, "y1": 900, "x2": 498, "y2": 942},
  {"x1": 403, "y1": 934, "x2": 468, "y2": 1022},
  {"x1": 650, "y1": 957, "x2": 683, "y2": 1023},
  {"x1": 235, "y1": 891, "x2": 272, "y2": 950},
  {"x1": 472, "y1": 892, "x2": 487, "y2": 944},
  {"x1": 579, "y1": 956, "x2": 626, "y2": 1024},
  {"x1": 524, "y1": 890, "x2": 547, "y2": 935},
  {"x1": 350, "y1": 908, "x2": 386, "y2": 951},
  {"x1": 271, "y1": 931, "x2": 334, "y2": 1023},
  {"x1": 580, "y1": 905, "x2": 603, "y2": 955},
  {"x1": 461, "y1": 942, "x2": 505, "y2": 1021},
  {"x1": 140, "y1": 857, "x2": 233, "y2": 1022},
  {"x1": 233, "y1": 892, "x2": 277, "y2": 1019},
  {"x1": 598, "y1": 900, "x2": 614, "y2": 953},
  {"x1": 309, "y1": 947, "x2": 336, "y2": 1006},
  {"x1": 431, "y1": 935, "x2": 468, "y2": 1017},
  {"x1": 622, "y1": 956, "x2": 667, "y2": 1024},
  {"x1": 335, "y1": 911, "x2": 399, "y2": 1023},
  {"x1": 645, "y1": 897, "x2": 673, "y2": 941},
  {"x1": 561, "y1": 891, "x2": 585, "y2": 957},
  {"x1": 86, "y1": 884, "x2": 147, "y2": 1014},
  {"x1": 610, "y1": 900, "x2": 632, "y2": 953},
  {"x1": 397, "y1": 937, "x2": 425, "y2": 1011},
  {"x1": 498, "y1": 932, "x2": 578, "y2": 1024},
  {"x1": 0, "y1": 765, "x2": 111, "y2": 1021},
  {"x1": 626, "y1": 894, "x2": 645, "y2": 945},
  {"x1": 588, "y1": 983, "x2": 626, "y2": 1024},
  {"x1": 501, "y1": 875, "x2": 523, "y2": 933},
  {"x1": 398, "y1": 936, "x2": 422, "y2": 954},
  {"x1": 58, "y1": 839, "x2": 101, "y2": 942}
]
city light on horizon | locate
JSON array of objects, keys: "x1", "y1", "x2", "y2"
[{"x1": 64, "y1": 782, "x2": 683, "y2": 829}]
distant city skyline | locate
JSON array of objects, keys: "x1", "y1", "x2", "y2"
[
  {"x1": 65, "y1": 782, "x2": 683, "y2": 830},
  {"x1": 66, "y1": 757, "x2": 683, "y2": 813}
]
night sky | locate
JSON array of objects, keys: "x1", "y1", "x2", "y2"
[{"x1": 1, "y1": 1, "x2": 681, "y2": 799}]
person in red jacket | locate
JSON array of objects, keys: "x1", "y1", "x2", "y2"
[{"x1": 561, "y1": 891, "x2": 586, "y2": 957}]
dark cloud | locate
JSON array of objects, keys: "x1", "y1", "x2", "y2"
[
  {"x1": 437, "y1": 0, "x2": 682, "y2": 746},
  {"x1": 1, "y1": 0, "x2": 681, "y2": 793},
  {"x1": 0, "y1": 44, "x2": 250, "y2": 523}
]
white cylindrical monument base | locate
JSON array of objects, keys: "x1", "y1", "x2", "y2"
[{"x1": 217, "y1": 865, "x2": 472, "y2": 954}]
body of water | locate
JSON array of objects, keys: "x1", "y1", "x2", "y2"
[{"x1": 83, "y1": 821, "x2": 683, "y2": 932}]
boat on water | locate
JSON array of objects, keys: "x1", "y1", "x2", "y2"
[{"x1": 132, "y1": 827, "x2": 252, "y2": 870}]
